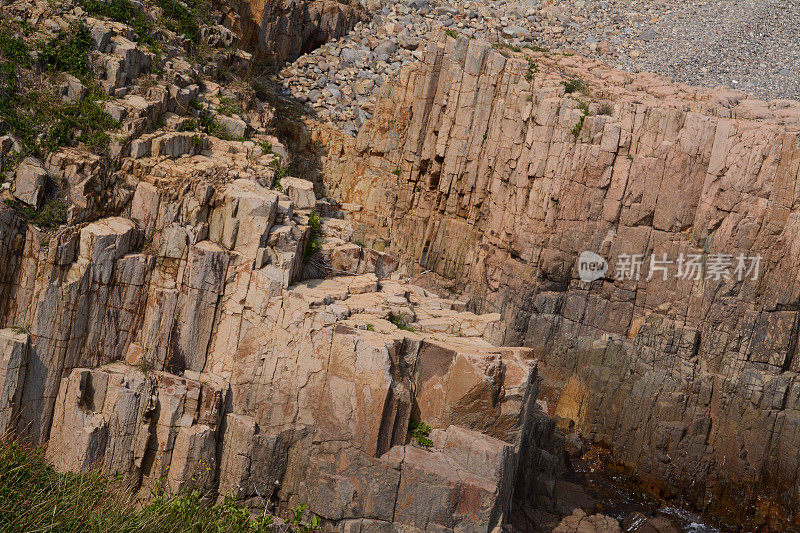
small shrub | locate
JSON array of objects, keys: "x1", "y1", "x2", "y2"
[
  {"x1": 154, "y1": 0, "x2": 202, "y2": 44},
  {"x1": 303, "y1": 210, "x2": 323, "y2": 261},
  {"x1": 391, "y1": 168, "x2": 401, "y2": 176},
  {"x1": 444, "y1": 29, "x2": 458, "y2": 38},
  {"x1": 524, "y1": 59, "x2": 538, "y2": 82},
  {"x1": 199, "y1": 112, "x2": 236, "y2": 141},
  {"x1": 411, "y1": 420, "x2": 433, "y2": 447},
  {"x1": 4, "y1": 197, "x2": 68, "y2": 229},
  {"x1": 288, "y1": 503, "x2": 321, "y2": 532},
  {"x1": 45, "y1": 93, "x2": 121, "y2": 152},
  {"x1": 217, "y1": 96, "x2": 242, "y2": 117},
  {"x1": 257, "y1": 139, "x2": 274, "y2": 155},
  {"x1": 365, "y1": 323, "x2": 375, "y2": 331},
  {"x1": 571, "y1": 99, "x2": 591, "y2": 139},
  {"x1": 598, "y1": 103, "x2": 613, "y2": 116},
  {"x1": 178, "y1": 118, "x2": 198, "y2": 132},
  {"x1": 82, "y1": 0, "x2": 154, "y2": 44},
  {"x1": 562, "y1": 77, "x2": 587, "y2": 94},
  {"x1": 388, "y1": 311, "x2": 414, "y2": 332},
  {"x1": 38, "y1": 21, "x2": 93, "y2": 77}
]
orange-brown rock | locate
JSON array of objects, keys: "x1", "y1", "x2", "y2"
[{"x1": 318, "y1": 35, "x2": 800, "y2": 525}]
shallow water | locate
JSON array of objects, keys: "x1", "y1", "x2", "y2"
[{"x1": 572, "y1": 448, "x2": 724, "y2": 533}]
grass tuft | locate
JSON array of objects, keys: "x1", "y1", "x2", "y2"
[
  {"x1": 82, "y1": 0, "x2": 154, "y2": 44},
  {"x1": 4, "y1": 197, "x2": 68, "y2": 228},
  {"x1": 303, "y1": 210, "x2": 323, "y2": 261},
  {"x1": 0, "y1": 437, "x2": 319, "y2": 532},
  {"x1": 388, "y1": 311, "x2": 414, "y2": 332},
  {"x1": 39, "y1": 21, "x2": 93, "y2": 77},
  {"x1": 410, "y1": 420, "x2": 433, "y2": 447},
  {"x1": 562, "y1": 77, "x2": 587, "y2": 95}
]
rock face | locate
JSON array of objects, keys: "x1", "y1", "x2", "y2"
[
  {"x1": 218, "y1": 0, "x2": 366, "y2": 63},
  {"x1": 0, "y1": 143, "x2": 543, "y2": 531},
  {"x1": 318, "y1": 36, "x2": 800, "y2": 525}
]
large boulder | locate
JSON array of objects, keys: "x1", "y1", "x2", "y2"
[{"x1": 13, "y1": 157, "x2": 47, "y2": 208}]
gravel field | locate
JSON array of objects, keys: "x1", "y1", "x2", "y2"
[
  {"x1": 279, "y1": 0, "x2": 800, "y2": 135},
  {"x1": 557, "y1": 0, "x2": 800, "y2": 101}
]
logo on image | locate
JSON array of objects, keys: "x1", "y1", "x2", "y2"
[{"x1": 577, "y1": 251, "x2": 608, "y2": 282}]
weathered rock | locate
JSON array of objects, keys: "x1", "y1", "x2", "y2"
[
  {"x1": 13, "y1": 157, "x2": 47, "y2": 208},
  {"x1": 0, "y1": 329, "x2": 27, "y2": 434},
  {"x1": 224, "y1": 0, "x2": 366, "y2": 63},
  {"x1": 553, "y1": 509, "x2": 621, "y2": 533},
  {"x1": 318, "y1": 36, "x2": 800, "y2": 525},
  {"x1": 280, "y1": 176, "x2": 316, "y2": 210}
]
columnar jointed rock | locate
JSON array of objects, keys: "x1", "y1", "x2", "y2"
[
  {"x1": 318, "y1": 35, "x2": 800, "y2": 527},
  {"x1": 0, "y1": 126, "x2": 542, "y2": 531}
]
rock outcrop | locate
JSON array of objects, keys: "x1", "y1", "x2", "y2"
[
  {"x1": 218, "y1": 0, "x2": 366, "y2": 63},
  {"x1": 0, "y1": 120, "x2": 543, "y2": 531},
  {"x1": 318, "y1": 35, "x2": 800, "y2": 527}
]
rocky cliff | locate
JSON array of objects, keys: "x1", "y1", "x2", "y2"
[
  {"x1": 0, "y1": 2, "x2": 566, "y2": 530},
  {"x1": 217, "y1": 0, "x2": 366, "y2": 63},
  {"x1": 318, "y1": 35, "x2": 800, "y2": 528}
]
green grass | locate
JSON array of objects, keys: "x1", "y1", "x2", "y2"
[
  {"x1": 303, "y1": 210, "x2": 323, "y2": 261},
  {"x1": 410, "y1": 420, "x2": 433, "y2": 447},
  {"x1": 492, "y1": 43, "x2": 521, "y2": 53},
  {"x1": 524, "y1": 44, "x2": 550, "y2": 53},
  {"x1": 0, "y1": 22, "x2": 118, "y2": 158},
  {"x1": 388, "y1": 311, "x2": 414, "y2": 332},
  {"x1": 444, "y1": 29, "x2": 458, "y2": 38},
  {"x1": 154, "y1": 0, "x2": 203, "y2": 44},
  {"x1": 82, "y1": 0, "x2": 154, "y2": 44},
  {"x1": 562, "y1": 77, "x2": 587, "y2": 95},
  {"x1": 0, "y1": 28, "x2": 32, "y2": 67},
  {"x1": 0, "y1": 438, "x2": 319, "y2": 532},
  {"x1": 4, "y1": 197, "x2": 68, "y2": 228},
  {"x1": 571, "y1": 99, "x2": 591, "y2": 139},
  {"x1": 217, "y1": 96, "x2": 242, "y2": 117},
  {"x1": 38, "y1": 21, "x2": 93, "y2": 77}
]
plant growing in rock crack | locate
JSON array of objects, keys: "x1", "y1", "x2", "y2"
[
  {"x1": 81, "y1": 0, "x2": 154, "y2": 44},
  {"x1": 4, "y1": 197, "x2": 68, "y2": 229},
  {"x1": 388, "y1": 311, "x2": 414, "y2": 332},
  {"x1": 571, "y1": 98, "x2": 591, "y2": 139},
  {"x1": 598, "y1": 103, "x2": 613, "y2": 116},
  {"x1": 562, "y1": 76, "x2": 587, "y2": 94},
  {"x1": 270, "y1": 159, "x2": 290, "y2": 192},
  {"x1": 303, "y1": 210, "x2": 323, "y2": 262},
  {"x1": 217, "y1": 96, "x2": 243, "y2": 117},
  {"x1": 524, "y1": 59, "x2": 538, "y2": 82},
  {"x1": 410, "y1": 420, "x2": 433, "y2": 447},
  {"x1": 288, "y1": 503, "x2": 321, "y2": 532},
  {"x1": 444, "y1": 29, "x2": 458, "y2": 39}
]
